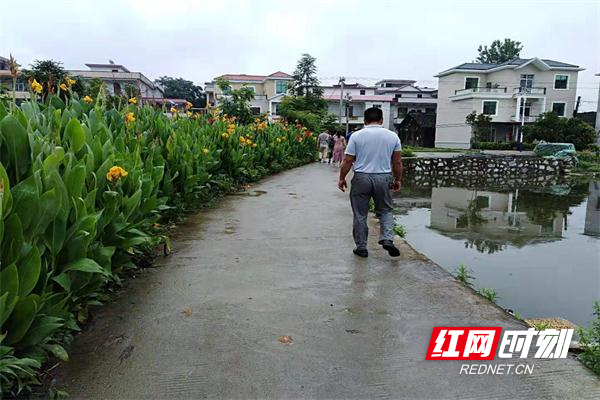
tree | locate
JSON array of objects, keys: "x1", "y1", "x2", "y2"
[
  {"x1": 21, "y1": 59, "x2": 68, "y2": 96},
  {"x1": 465, "y1": 111, "x2": 493, "y2": 145},
  {"x1": 476, "y1": 39, "x2": 523, "y2": 64},
  {"x1": 291, "y1": 54, "x2": 323, "y2": 97},
  {"x1": 523, "y1": 112, "x2": 596, "y2": 150},
  {"x1": 216, "y1": 79, "x2": 255, "y2": 124},
  {"x1": 155, "y1": 76, "x2": 206, "y2": 107}
]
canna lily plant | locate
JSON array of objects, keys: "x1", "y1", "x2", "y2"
[{"x1": 0, "y1": 65, "x2": 316, "y2": 396}]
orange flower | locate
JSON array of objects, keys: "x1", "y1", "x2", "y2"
[
  {"x1": 125, "y1": 112, "x2": 136, "y2": 124},
  {"x1": 106, "y1": 166, "x2": 128, "y2": 182}
]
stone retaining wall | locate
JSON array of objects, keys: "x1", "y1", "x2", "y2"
[{"x1": 403, "y1": 155, "x2": 575, "y2": 178}]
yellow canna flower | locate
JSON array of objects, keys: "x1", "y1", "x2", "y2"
[
  {"x1": 83, "y1": 95, "x2": 93, "y2": 104},
  {"x1": 125, "y1": 112, "x2": 136, "y2": 124},
  {"x1": 221, "y1": 133, "x2": 229, "y2": 139},
  {"x1": 106, "y1": 166, "x2": 128, "y2": 182},
  {"x1": 184, "y1": 101, "x2": 193, "y2": 110},
  {"x1": 252, "y1": 143, "x2": 257, "y2": 148},
  {"x1": 67, "y1": 78, "x2": 76, "y2": 86},
  {"x1": 170, "y1": 107, "x2": 178, "y2": 114},
  {"x1": 239, "y1": 137, "x2": 246, "y2": 144},
  {"x1": 202, "y1": 148, "x2": 209, "y2": 155},
  {"x1": 186, "y1": 111, "x2": 192, "y2": 117},
  {"x1": 30, "y1": 79, "x2": 42, "y2": 94},
  {"x1": 129, "y1": 97, "x2": 137, "y2": 104},
  {"x1": 59, "y1": 83, "x2": 68, "y2": 91}
]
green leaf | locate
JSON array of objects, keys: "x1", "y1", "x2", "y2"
[
  {"x1": 65, "y1": 118, "x2": 85, "y2": 153},
  {"x1": 19, "y1": 315, "x2": 64, "y2": 347},
  {"x1": 65, "y1": 162, "x2": 86, "y2": 199},
  {"x1": 1, "y1": 214, "x2": 24, "y2": 265},
  {"x1": 0, "y1": 114, "x2": 31, "y2": 180},
  {"x1": 124, "y1": 189, "x2": 142, "y2": 220},
  {"x1": 52, "y1": 273, "x2": 71, "y2": 293},
  {"x1": 42, "y1": 146, "x2": 65, "y2": 173},
  {"x1": 4, "y1": 295, "x2": 38, "y2": 345},
  {"x1": 60, "y1": 258, "x2": 107, "y2": 275},
  {"x1": 10, "y1": 174, "x2": 40, "y2": 236},
  {"x1": 0, "y1": 163, "x2": 13, "y2": 216},
  {"x1": 17, "y1": 246, "x2": 41, "y2": 297},
  {"x1": 45, "y1": 343, "x2": 69, "y2": 361}
]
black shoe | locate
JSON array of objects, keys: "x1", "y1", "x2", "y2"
[
  {"x1": 353, "y1": 247, "x2": 368, "y2": 258},
  {"x1": 380, "y1": 240, "x2": 400, "y2": 257}
]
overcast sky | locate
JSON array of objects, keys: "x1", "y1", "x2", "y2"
[{"x1": 2, "y1": 0, "x2": 599, "y2": 110}]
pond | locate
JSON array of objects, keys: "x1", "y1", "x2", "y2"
[{"x1": 394, "y1": 177, "x2": 600, "y2": 326}]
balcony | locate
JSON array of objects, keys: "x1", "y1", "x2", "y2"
[
  {"x1": 513, "y1": 87, "x2": 547, "y2": 96},
  {"x1": 454, "y1": 87, "x2": 507, "y2": 95},
  {"x1": 339, "y1": 116, "x2": 364, "y2": 124},
  {"x1": 450, "y1": 87, "x2": 511, "y2": 101},
  {"x1": 511, "y1": 115, "x2": 540, "y2": 123}
]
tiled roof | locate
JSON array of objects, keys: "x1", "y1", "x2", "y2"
[
  {"x1": 267, "y1": 71, "x2": 293, "y2": 78},
  {"x1": 452, "y1": 58, "x2": 579, "y2": 71},
  {"x1": 218, "y1": 72, "x2": 292, "y2": 81}
]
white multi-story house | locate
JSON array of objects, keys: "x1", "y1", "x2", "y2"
[
  {"x1": 435, "y1": 57, "x2": 583, "y2": 148},
  {"x1": 68, "y1": 61, "x2": 164, "y2": 101},
  {"x1": 322, "y1": 80, "x2": 437, "y2": 133},
  {"x1": 204, "y1": 72, "x2": 293, "y2": 120}
]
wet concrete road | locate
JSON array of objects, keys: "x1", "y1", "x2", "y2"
[{"x1": 55, "y1": 163, "x2": 599, "y2": 399}]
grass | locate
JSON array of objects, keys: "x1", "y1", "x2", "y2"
[
  {"x1": 478, "y1": 288, "x2": 499, "y2": 303},
  {"x1": 454, "y1": 264, "x2": 475, "y2": 287},
  {"x1": 393, "y1": 223, "x2": 406, "y2": 238},
  {"x1": 575, "y1": 151, "x2": 600, "y2": 174}
]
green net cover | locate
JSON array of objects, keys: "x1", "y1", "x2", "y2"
[{"x1": 533, "y1": 141, "x2": 577, "y2": 159}]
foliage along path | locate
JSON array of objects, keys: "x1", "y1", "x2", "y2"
[{"x1": 55, "y1": 163, "x2": 599, "y2": 399}]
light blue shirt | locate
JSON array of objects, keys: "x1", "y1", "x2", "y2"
[{"x1": 345, "y1": 124, "x2": 401, "y2": 173}]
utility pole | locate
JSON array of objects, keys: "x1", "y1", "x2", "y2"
[
  {"x1": 573, "y1": 95, "x2": 581, "y2": 117},
  {"x1": 345, "y1": 93, "x2": 352, "y2": 135},
  {"x1": 338, "y1": 77, "x2": 345, "y2": 125}
]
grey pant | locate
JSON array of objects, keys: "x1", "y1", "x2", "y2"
[{"x1": 350, "y1": 172, "x2": 394, "y2": 249}]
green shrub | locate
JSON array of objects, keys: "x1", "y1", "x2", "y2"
[
  {"x1": 578, "y1": 301, "x2": 600, "y2": 375},
  {"x1": 474, "y1": 141, "x2": 535, "y2": 151},
  {"x1": 478, "y1": 288, "x2": 498, "y2": 303},
  {"x1": 0, "y1": 92, "x2": 317, "y2": 396},
  {"x1": 393, "y1": 223, "x2": 406, "y2": 238},
  {"x1": 401, "y1": 148, "x2": 415, "y2": 158},
  {"x1": 454, "y1": 264, "x2": 474, "y2": 287}
]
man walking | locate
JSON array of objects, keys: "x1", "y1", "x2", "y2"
[
  {"x1": 317, "y1": 129, "x2": 330, "y2": 163},
  {"x1": 338, "y1": 107, "x2": 403, "y2": 258}
]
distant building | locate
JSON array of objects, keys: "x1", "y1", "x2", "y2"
[
  {"x1": 0, "y1": 55, "x2": 30, "y2": 101},
  {"x1": 321, "y1": 80, "x2": 437, "y2": 137},
  {"x1": 596, "y1": 73, "x2": 600, "y2": 140},
  {"x1": 435, "y1": 57, "x2": 584, "y2": 148},
  {"x1": 204, "y1": 71, "x2": 293, "y2": 120},
  {"x1": 68, "y1": 61, "x2": 164, "y2": 101},
  {"x1": 396, "y1": 112, "x2": 437, "y2": 147}
]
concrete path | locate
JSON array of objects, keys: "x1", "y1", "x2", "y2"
[{"x1": 55, "y1": 163, "x2": 599, "y2": 399}]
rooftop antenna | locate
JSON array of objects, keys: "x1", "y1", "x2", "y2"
[{"x1": 108, "y1": 59, "x2": 115, "y2": 64}]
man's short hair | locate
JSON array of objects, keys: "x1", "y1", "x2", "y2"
[{"x1": 364, "y1": 107, "x2": 383, "y2": 124}]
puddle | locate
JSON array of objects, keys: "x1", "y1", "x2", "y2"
[{"x1": 232, "y1": 190, "x2": 268, "y2": 197}]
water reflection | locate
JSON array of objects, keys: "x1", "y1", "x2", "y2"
[
  {"x1": 394, "y1": 178, "x2": 600, "y2": 326},
  {"x1": 418, "y1": 180, "x2": 592, "y2": 253},
  {"x1": 585, "y1": 181, "x2": 600, "y2": 236}
]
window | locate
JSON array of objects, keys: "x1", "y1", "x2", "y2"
[
  {"x1": 272, "y1": 103, "x2": 280, "y2": 115},
  {"x1": 243, "y1": 85, "x2": 255, "y2": 93},
  {"x1": 398, "y1": 107, "x2": 408, "y2": 117},
  {"x1": 396, "y1": 94, "x2": 402, "y2": 98},
  {"x1": 552, "y1": 102, "x2": 566, "y2": 117},
  {"x1": 417, "y1": 94, "x2": 422, "y2": 98},
  {"x1": 385, "y1": 83, "x2": 393, "y2": 87},
  {"x1": 373, "y1": 104, "x2": 382, "y2": 109},
  {"x1": 475, "y1": 195, "x2": 490, "y2": 209},
  {"x1": 486, "y1": 82, "x2": 492, "y2": 89},
  {"x1": 465, "y1": 77, "x2": 479, "y2": 90},
  {"x1": 347, "y1": 105, "x2": 354, "y2": 117},
  {"x1": 519, "y1": 101, "x2": 532, "y2": 117},
  {"x1": 221, "y1": 86, "x2": 231, "y2": 95},
  {"x1": 15, "y1": 82, "x2": 25, "y2": 91},
  {"x1": 520, "y1": 74, "x2": 534, "y2": 89},
  {"x1": 554, "y1": 75, "x2": 569, "y2": 90},
  {"x1": 425, "y1": 107, "x2": 435, "y2": 113},
  {"x1": 359, "y1": 89, "x2": 366, "y2": 95},
  {"x1": 482, "y1": 100, "x2": 497, "y2": 116},
  {"x1": 275, "y1": 80, "x2": 288, "y2": 94},
  {"x1": 250, "y1": 107, "x2": 261, "y2": 115}
]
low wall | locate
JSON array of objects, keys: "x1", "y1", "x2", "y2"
[{"x1": 402, "y1": 155, "x2": 576, "y2": 189}]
